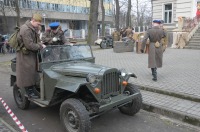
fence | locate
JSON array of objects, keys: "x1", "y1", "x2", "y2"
[{"x1": 65, "y1": 26, "x2": 149, "y2": 39}]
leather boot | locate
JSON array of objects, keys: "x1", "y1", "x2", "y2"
[
  {"x1": 151, "y1": 68, "x2": 154, "y2": 75},
  {"x1": 25, "y1": 86, "x2": 40, "y2": 99},
  {"x1": 152, "y1": 68, "x2": 157, "y2": 81}
]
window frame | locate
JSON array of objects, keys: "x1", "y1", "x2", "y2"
[{"x1": 162, "y1": 3, "x2": 173, "y2": 24}]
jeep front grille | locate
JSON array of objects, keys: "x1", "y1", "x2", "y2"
[{"x1": 101, "y1": 70, "x2": 120, "y2": 98}]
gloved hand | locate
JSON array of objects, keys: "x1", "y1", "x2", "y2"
[{"x1": 52, "y1": 37, "x2": 58, "y2": 42}]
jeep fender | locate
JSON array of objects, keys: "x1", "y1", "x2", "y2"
[{"x1": 55, "y1": 77, "x2": 87, "y2": 93}]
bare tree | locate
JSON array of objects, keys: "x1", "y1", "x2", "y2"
[
  {"x1": 87, "y1": 0, "x2": 99, "y2": 45},
  {"x1": 126, "y1": 0, "x2": 131, "y2": 27},
  {"x1": 10, "y1": 0, "x2": 21, "y2": 27},
  {"x1": 115, "y1": 0, "x2": 120, "y2": 31},
  {"x1": 100, "y1": 0, "x2": 105, "y2": 36},
  {"x1": 0, "y1": 0, "x2": 8, "y2": 33}
]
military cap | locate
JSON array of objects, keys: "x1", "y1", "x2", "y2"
[
  {"x1": 32, "y1": 13, "x2": 42, "y2": 22},
  {"x1": 49, "y1": 22, "x2": 60, "y2": 28},
  {"x1": 153, "y1": 20, "x2": 161, "y2": 24}
]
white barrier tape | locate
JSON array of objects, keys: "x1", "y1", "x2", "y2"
[{"x1": 0, "y1": 98, "x2": 28, "y2": 132}]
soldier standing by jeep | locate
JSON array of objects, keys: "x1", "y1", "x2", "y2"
[
  {"x1": 42, "y1": 22, "x2": 66, "y2": 45},
  {"x1": 140, "y1": 20, "x2": 166, "y2": 81},
  {"x1": 16, "y1": 13, "x2": 46, "y2": 98}
]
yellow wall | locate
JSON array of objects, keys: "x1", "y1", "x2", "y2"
[
  {"x1": 31, "y1": 0, "x2": 113, "y2": 9},
  {"x1": 31, "y1": 0, "x2": 90, "y2": 7}
]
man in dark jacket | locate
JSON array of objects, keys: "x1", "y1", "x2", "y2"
[
  {"x1": 42, "y1": 22, "x2": 66, "y2": 45},
  {"x1": 140, "y1": 20, "x2": 166, "y2": 81},
  {"x1": 16, "y1": 13, "x2": 46, "y2": 98}
]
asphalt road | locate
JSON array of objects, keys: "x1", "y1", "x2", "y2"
[{"x1": 0, "y1": 63, "x2": 199, "y2": 132}]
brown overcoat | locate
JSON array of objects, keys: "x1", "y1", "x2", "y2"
[
  {"x1": 16, "y1": 20, "x2": 42, "y2": 88},
  {"x1": 141, "y1": 26, "x2": 166, "y2": 68}
]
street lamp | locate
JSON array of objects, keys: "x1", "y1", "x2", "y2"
[{"x1": 42, "y1": 13, "x2": 46, "y2": 29}]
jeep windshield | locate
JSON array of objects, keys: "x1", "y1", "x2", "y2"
[{"x1": 40, "y1": 44, "x2": 93, "y2": 62}]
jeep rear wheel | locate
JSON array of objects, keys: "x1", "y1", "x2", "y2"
[
  {"x1": 60, "y1": 98, "x2": 91, "y2": 132},
  {"x1": 119, "y1": 83, "x2": 142, "y2": 116},
  {"x1": 13, "y1": 83, "x2": 30, "y2": 110}
]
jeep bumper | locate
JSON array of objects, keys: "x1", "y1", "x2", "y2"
[{"x1": 99, "y1": 93, "x2": 140, "y2": 112}]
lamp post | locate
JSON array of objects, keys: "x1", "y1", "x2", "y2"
[{"x1": 42, "y1": 13, "x2": 46, "y2": 29}]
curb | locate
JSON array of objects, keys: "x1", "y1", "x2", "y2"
[
  {"x1": 138, "y1": 85, "x2": 200, "y2": 103},
  {"x1": 142, "y1": 102, "x2": 200, "y2": 127},
  {"x1": 0, "y1": 117, "x2": 17, "y2": 132}
]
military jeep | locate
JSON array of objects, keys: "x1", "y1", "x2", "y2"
[{"x1": 10, "y1": 44, "x2": 142, "y2": 132}]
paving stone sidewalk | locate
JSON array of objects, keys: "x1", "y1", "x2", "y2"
[{"x1": 92, "y1": 46, "x2": 200, "y2": 126}]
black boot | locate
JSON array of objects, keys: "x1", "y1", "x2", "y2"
[
  {"x1": 151, "y1": 68, "x2": 154, "y2": 75},
  {"x1": 25, "y1": 86, "x2": 40, "y2": 99},
  {"x1": 152, "y1": 68, "x2": 157, "y2": 81}
]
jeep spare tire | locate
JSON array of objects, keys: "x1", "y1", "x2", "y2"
[{"x1": 60, "y1": 98, "x2": 91, "y2": 132}]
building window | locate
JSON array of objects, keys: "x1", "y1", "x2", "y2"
[{"x1": 164, "y1": 3, "x2": 172, "y2": 23}]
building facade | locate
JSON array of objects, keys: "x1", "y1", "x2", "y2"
[
  {"x1": 152, "y1": 0, "x2": 197, "y2": 30},
  {"x1": 0, "y1": 0, "x2": 114, "y2": 36}
]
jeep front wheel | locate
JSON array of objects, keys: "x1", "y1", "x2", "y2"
[
  {"x1": 118, "y1": 83, "x2": 142, "y2": 116},
  {"x1": 13, "y1": 83, "x2": 30, "y2": 110},
  {"x1": 60, "y1": 98, "x2": 91, "y2": 132}
]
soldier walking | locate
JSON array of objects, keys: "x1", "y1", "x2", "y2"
[{"x1": 140, "y1": 20, "x2": 166, "y2": 81}]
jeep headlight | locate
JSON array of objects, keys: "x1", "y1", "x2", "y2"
[
  {"x1": 119, "y1": 69, "x2": 127, "y2": 77},
  {"x1": 86, "y1": 74, "x2": 97, "y2": 84}
]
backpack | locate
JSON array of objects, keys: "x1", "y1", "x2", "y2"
[{"x1": 8, "y1": 27, "x2": 23, "y2": 51}]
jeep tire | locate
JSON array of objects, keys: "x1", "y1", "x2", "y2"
[
  {"x1": 60, "y1": 98, "x2": 91, "y2": 132},
  {"x1": 100, "y1": 41, "x2": 107, "y2": 49},
  {"x1": 13, "y1": 83, "x2": 30, "y2": 110},
  {"x1": 118, "y1": 83, "x2": 142, "y2": 116}
]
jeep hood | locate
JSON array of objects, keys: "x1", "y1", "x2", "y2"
[{"x1": 51, "y1": 61, "x2": 110, "y2": 77}]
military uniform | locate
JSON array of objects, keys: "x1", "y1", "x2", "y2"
[
  {"x1": 161, "y1": 27, "x2": 168, "y2": 52},
  {"x1": 141, "y1": 20, "x2": 166, "y2": 81},
  {"x1": 42, "y1": 22, "x2": 66, "y2": 45},
  {"x1": 112, "y1": 31, "x2": 120, "y2": 41}
]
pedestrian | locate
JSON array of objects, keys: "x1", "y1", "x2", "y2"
[
  {"x1": 42, "y1": 22, "x2": 66, "y2": 45},
  {"x1": 140, "y1": 20, "x2": 166, "y2": 81},
  {"x1": 160, "y1": 20, "x2": 168, "y2": 52},
  {"x1": 16, "y1": 13, "x2": 46, "y2": 98}
]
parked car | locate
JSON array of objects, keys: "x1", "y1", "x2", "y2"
[{"x1": 10, "y1": 44, "x2": 142, "y2": 132}]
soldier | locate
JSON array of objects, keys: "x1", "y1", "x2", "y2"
[
  {"x1": 16, "y1": 13, "x2": 46, "y2": 98},
  {"x1": 125, "y1": 26, "x2": 133, "y2": 38},
  {"x1": 112, "y1": 29, "x2": 120, "y2": 41},
  {"x1": 140, "y1": 20, "x2": 166, "y2": 81},
  {"x1": 160, "y1": 20, "x2": 168, "y2": 52},
  {"x1": 42, "y1": 22, "x2": 66, "y2": 45}
]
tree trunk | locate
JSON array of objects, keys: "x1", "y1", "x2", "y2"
[
  {"x1": 126, "y1": 0, "x2": 131, "y2": 27},
  {"x1": 101, "y1": 0, "x2": 105, "y2": 36},
  {"x1": 14, "y1": 0, "x2": 21, "y2": 27},
  {"x1": 136, "y1": 0, "x2": 140, "y2": 26},
  {"x1": 87, "y1": 0, "x2": 99, "y2": 45},
  {"x1": 115, "y1": 0, "x2": 120, "y2": 31}
]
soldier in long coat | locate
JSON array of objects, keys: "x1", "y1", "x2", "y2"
[
  {"x1": 16, "y1": 14, "x2": 46, "y2": 98},
  {"x1": 141, "y1": 20, "x2": 166, "y2": 81},
  {"x1": 42, "y1": 22, "x2": 66, "y2": 45}
]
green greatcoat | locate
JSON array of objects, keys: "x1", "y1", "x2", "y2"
[
  {"x1": 16, "y1": 20, "x2": 42, "y2": 88},
  {"x1": 141, "y1": 26, "x2": 166, "y2": 68}
]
